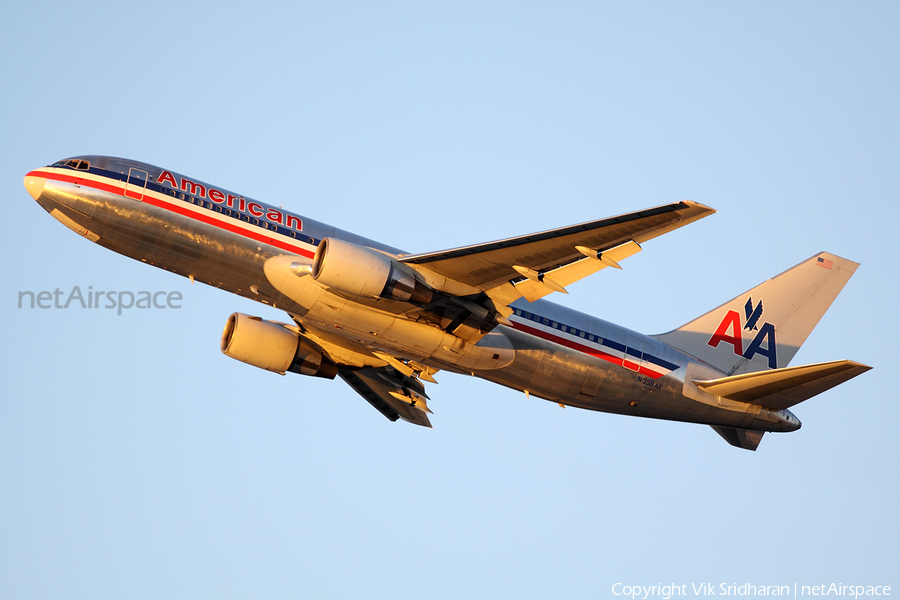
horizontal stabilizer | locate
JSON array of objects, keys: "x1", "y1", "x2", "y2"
[
  {"x1": 694, "y1": 360, "x2": 871, "y2": 410},
  {"x1": 710, "y1": 426, "x2": 765, "y2": 451}
]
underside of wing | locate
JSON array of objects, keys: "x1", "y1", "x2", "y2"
[
  {"x1": 338, "y1": 366, "x2": 433, "y2": 427},
  {"x1": 400, "y1": 201, "x2": 715, "y2": 292}
]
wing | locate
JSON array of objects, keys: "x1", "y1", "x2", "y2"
[
  {"x1": 400, "y1": 201, "x2": 715, "y2": 295},
  {"x1": 338, "y1": 366, "x2": 434, "y2": 428}
]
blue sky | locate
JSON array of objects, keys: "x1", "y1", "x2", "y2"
[{"x1": 2, "y1": 2, "x2": 898, "y2": 598}]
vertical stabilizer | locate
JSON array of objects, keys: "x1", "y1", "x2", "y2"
[{"x1": 655, "y1": 252, "x2": 858, "y2": 375}]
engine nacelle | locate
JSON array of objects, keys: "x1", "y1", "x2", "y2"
[
  {"x1": 220, "y1": 313, "x2": 338, "y2": 379},
  {"x1": 311, "y1": 237, "x2": 433, "y2": 304}
]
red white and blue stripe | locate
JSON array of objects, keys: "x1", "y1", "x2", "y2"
[
  {"x1": 27, "y1": 163, "x2": 317, "y2": 259},
  {"x1": 509, "y1": 307, "x2": 680, "y2": 379}
]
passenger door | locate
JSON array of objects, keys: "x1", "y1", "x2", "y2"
[{"x1": 124, "y1": 167, "x2": 149, "y2": 201}]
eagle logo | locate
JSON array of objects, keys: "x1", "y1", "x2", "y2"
[{"x1": 744, "y1": 297, "x2": 763, "y2": 331}]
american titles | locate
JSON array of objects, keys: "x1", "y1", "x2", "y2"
[
  {"x1": 707, "y1": 296, "x2": 777, "y2": 368},
  {"x1": 157, "y1": 170, "x2": 302, "y2": 231}
]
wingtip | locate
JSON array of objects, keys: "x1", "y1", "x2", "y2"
[{"x1": 680, "y1": 200, "x2": 717, "y2": 214}]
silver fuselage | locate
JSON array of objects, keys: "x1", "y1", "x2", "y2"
[{"x1": 27, "y1": 155, "x2": 799, "y2": 433}]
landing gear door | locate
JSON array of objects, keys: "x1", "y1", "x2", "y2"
[{"x1": 124, "y1": 167, "x2": 149, "y2": 201}]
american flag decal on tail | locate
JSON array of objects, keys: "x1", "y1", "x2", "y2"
[{"x1": 817, "y1": 257, "x2": 833, "y2": 270}]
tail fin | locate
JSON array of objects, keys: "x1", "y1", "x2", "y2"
[{"x1": 655, "y1": 252, "x2": 859, "y2": 375}]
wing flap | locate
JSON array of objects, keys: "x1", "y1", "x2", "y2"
[
  {"x1": 694, "y1": 360, "x2": 871, "y2": 410},
  {"x1": 513, "y1": 240, "x2": 642, "y2": 302}
]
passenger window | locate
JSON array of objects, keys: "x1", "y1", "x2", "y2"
[
  {"x1": 290, "y1": 232, "x2": 297, "y2": 238},
  {"x1": 253, "y1": 219, "x2": 259, "y2": 226}
]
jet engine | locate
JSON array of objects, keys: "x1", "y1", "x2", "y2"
[
  {"x1": 220, "y1": 312, "x2": 338, "y2": 379},
  {"x1": 311, "y1": 237, "x2": 433, "y2": 304}
]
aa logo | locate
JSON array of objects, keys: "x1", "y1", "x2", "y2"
[{"x1": 707, "y1": 297, "x2": 777, "y2": 368}]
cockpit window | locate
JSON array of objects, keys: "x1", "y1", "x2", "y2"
[{"x1": 53, "y1": 159, "x2": 91, "y2": 170}]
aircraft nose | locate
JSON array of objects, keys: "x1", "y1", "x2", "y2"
[{"x1": 24, "y1": 174, "x2": 46, "y2": 200}]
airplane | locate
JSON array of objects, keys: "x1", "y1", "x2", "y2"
[{"x1": 23, "y1": 156, "x2": 871, "y2": 450}]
